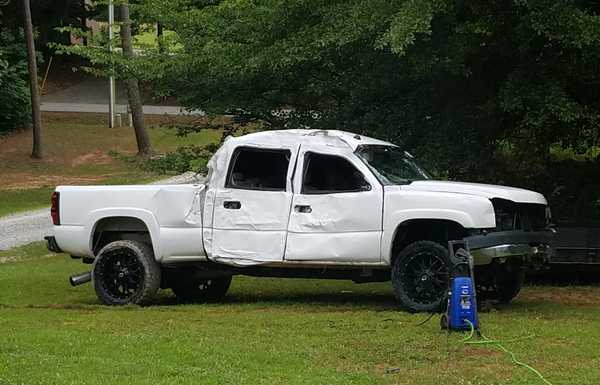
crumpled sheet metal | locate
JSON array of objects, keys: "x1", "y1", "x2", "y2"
[
  {"x1": 202, "y1": 138, "x2": 297, "y2": 265},
  {"x1": 213, "y1": 190, "x2": 293, "y2": 230},
  {"x1": 183, "y1": 187, "x2": 205, "y2": 226},
  {"x1": 212, "y1": 229, "x2": 288, "y2": 263},
  {"x1": 201, "y1": 130, "x2": 385, "y2": 266}
]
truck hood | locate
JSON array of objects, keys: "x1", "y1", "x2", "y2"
[{"x1": 402, "y1": 180, "x2": 547, "y2": 205}]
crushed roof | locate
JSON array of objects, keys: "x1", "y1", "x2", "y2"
[{"x1": 227, "y1": 129, "x2": 395, "y2": 151}]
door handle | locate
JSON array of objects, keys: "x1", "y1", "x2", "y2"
[
  {"x1": 223, "y1": 200, "x2": 241, "y2": 209},
  {"x1": 294, "y1": 205, "x2": 312, "y2": 213}
]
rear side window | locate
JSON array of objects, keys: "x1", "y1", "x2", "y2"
[
  {"x1": 226, "y1": 147, "x2": 291, "y2": 191},
  {"x1": 302, "y1": 152, "x2": 371, "y2": 194}
]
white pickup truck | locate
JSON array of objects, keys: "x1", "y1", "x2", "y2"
[{"x1": 46, "y1": 130, "x2": 554, "y2": 312}]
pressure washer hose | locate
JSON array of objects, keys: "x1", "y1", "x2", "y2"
[{"x1": 462, "y1": 319, "x2": 554, "y2": 385}]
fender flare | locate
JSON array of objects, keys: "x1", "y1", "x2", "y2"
[
  {"x1": 392, "y1": 209, "x2": 479, "y2": 229},
  {"x1": 382, "y1": 209, "x2": 483, "y2": 264},
  {"x1": 84, "y1": 208, "x2": 161, "y2": 260}
]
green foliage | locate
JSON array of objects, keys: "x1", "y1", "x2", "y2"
[
  {"x1": 8, "y1": 0, "x2": 598, "y2": 221},
  {"x1": 0, "y1": 29, "x2": 31, "y2": 134},
  {"x1": 52, "y1": 13, "x2": 178, "y2": 81},
  {"x1": 143, "y1": 143, "x2": 219, "y2": 174},
  {"x1": 116, "y1": 125, "x2": 246, "y2": 175},
  {"x1": 377, "y1": 0, "x2": 447, "y2": 55},
  {"x1": 130, "y1": 0, "x2": 600, "y2": 222},
  {"x1": 109, "y1": 123, "x2": 228, "y2": 175},
  {"x1": 52, "y1": 26, "x2": 171, "y2": 80}
]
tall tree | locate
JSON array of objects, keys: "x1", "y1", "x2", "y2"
[
  {"x1": 21, "y1": 0, "x2": 43, "y2": 159},
  {"x1": 0, "y1": 29, "x2": 32, "y2": 135},
  {"x1": 135, "y1": 0, "x2": 600, "y2": 222},
  {"x1": 120, "y1": 1, "x2": 152, "y2": 156}
]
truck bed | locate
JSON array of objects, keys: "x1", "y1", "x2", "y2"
[{"x1": 53, "y1": 184, "x2": 206, "y2": 261}]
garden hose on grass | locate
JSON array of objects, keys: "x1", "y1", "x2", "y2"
[{"x1": 462, "y1": 319, "x2": 554, "y2": 385}]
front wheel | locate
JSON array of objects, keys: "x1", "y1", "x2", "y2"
[
  {"x1": 495, "y1": 269, "x2": 524, "y2": 303},
  {"x1": 391, "y1": 241, "x2": 450, "y2": 313},
  {"x1": 476, "y1": 263, "x2": 524, "y2": 304},
  {"x1": 93, "y1": 240, "x2": 161, "y2": 305}
]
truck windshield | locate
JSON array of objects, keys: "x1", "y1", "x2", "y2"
[{"x1": 355, "y1": 145, "x2": 431, "y2": 185}]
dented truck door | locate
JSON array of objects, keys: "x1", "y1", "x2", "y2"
[
  {"x1": 285, "y1": 143, "x2": 384, "y2": 262},
  {"x1": 210, "y1": 144, "x2": 298, "y2": 263}
]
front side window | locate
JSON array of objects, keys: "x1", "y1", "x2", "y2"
[
  {"x1": 355, "y1": 145, "x2": 431, "y2": 185},
  {"x1": 226, "y1": 147, "x2": 290, "y2": 191},
  {"x1": 302, "y1": 152, "x2": 371, "y2": 194}
]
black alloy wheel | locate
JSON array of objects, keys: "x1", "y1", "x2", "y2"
[
  {"x1": 93, "y1": 240, "x2": 161, "y2": 305},
  {"x1": 392, "y1": 241, "x2": 450, "y2": 312}
]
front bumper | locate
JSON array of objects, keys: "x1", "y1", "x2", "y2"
[{"x1": 464, "y1": 230, "x2": 554, "y2": 265}]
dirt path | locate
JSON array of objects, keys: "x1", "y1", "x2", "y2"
[{"x1": 0, "y1": 173, "x2": 203, "y2": 251}]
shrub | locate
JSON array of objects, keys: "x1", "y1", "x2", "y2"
[
  {"x1": 110, "y1": 143, "x2": 220, "y2": 175},
  {"x1": 0, "y1": 29, "x2": 31, "y2": 135},
  {"x1": 145, "y1": 144, "x2": 219, "y2": 174}
]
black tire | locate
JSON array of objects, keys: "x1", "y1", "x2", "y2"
[
  {"x1": 495, "y1": 269, "x2": 524, "y2": 304},
  {"x1": 392, "y1": 241, "x2": 450, "y2": 313},
  {"x1": 93, "y1": 240, "x2": 161, "y2": 306},
  {"x1": 172, "y1": 276, "x2": 232, "y2": 303}
]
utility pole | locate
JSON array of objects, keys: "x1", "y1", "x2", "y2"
[
  {"x1": 22, "y1": 0, "x2": 43, "y2": 159},
  {"x1": 108, "y1": 0, "x2": 116, "y2": 128}
]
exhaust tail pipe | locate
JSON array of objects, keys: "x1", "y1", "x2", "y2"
[{"x1": 69, "y1": 271, "x2": 92, "y2": 287}]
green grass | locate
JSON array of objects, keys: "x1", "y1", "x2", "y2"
[
  {"x1": 134, "y1": 29, "x2": 183, "y2": 51},
  {"x1": 0, "y1": 174, "x2": 167, "y2": 217},
  {"x1": 0, "y1": 187, "x2": 54, "y2": 217},
  {"x1": 1, "y1": 243, "x2": 599, "y2": 384},
  {"x1": 0, "y1": 114, "x2": 221, "y2": 217},
  {"x1": 0, "y1": 173, "x2": 167, "y2": 218}
]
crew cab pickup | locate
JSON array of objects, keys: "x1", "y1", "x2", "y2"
[{"x1": 47, "y1": 130, "x2": 554, "y2": 312}]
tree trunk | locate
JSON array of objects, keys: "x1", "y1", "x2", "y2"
[
  {"x1": 157, "y1": 22, "x2": 164, "y2": 53},
  {"x1": 120, "y1": 2, "x2": 152, "y2": 156},
  {"x1": 81, "y1": 0, "x2": 87, "y2": 46},
  {"x1": 22, "y1": 0, "x2": 43, "y2": 159}
]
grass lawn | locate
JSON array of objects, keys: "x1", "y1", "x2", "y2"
[
  {"x1": 1, "y1": 243, "x2": 599, "y2": 385},
  {"x1": 0, "y1": 187, "x2": 54, "y2": 217},
  {"x1": 0, "y1": 112, "x2": 221, "y2": 217}
]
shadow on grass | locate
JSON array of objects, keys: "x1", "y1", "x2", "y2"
[
  {"x1": 150, "y1": 290, "x2": 400, "y2": 311},
  {"x1": 527, "y1": 264, "x2": 600, "y2": 285},
  {"x1": 30, "y1": 290, "x2": 400, "y2": 311}
]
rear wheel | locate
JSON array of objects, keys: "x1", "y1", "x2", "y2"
[
  {"x1": 93, "y1": 240, "x2": 161, "y2": 305},
  {"x1": 392, "y1": 241, "x2": 450, "y2": 313},
  {"x1": 172, "y1": 276, "x2": 232, "y2": 303}
]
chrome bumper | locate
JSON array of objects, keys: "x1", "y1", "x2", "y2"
[
  {"x1": 470, "y1": 243, "x2": 550, "y2": 265},
  {"x1": 464, "y1": 230, "x2": 554, "y2": 265}
]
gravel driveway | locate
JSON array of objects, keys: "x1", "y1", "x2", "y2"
[{"x1": 0, "y1": 173, "x2": 203, "y2": 251}]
